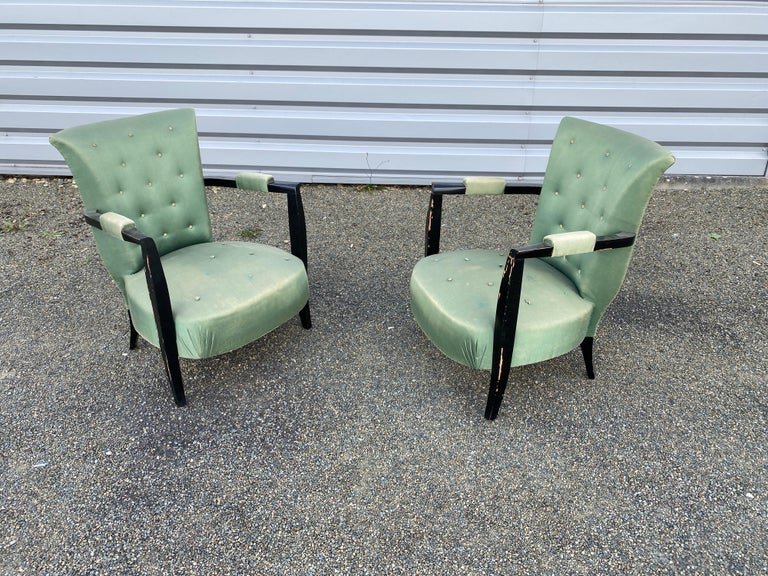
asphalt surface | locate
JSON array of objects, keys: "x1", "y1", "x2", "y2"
[{"x1": 1, "y1": 175, "x2": 766, "y2": 575}]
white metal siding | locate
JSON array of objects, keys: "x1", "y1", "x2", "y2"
[{"x1": 2, "y1": 0, "x2": 767, "y2": 183}]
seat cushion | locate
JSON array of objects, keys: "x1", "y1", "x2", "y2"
[
  {"x1": 124, "y1": 241, "x2": 309, "y2": 359},
  {"x1": 410, "y1": 249, "x2": 594, "y2": 370}
]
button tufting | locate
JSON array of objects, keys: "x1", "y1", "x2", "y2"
[
  {"x1": 121, "y1": 161, "x2": 126, "y2": 167},
  {"x1": 605, "y1": 151, "x2": 611, "y2": 157},
  {"x1": 179, "y1": 173, "x2": 184, "y2": 178},
  {"x1": 447, "y1": 277, "x2": 453, "y2": 282},
  {"x1": 209, "y1": 255, "x2": 216, "y2": 259},
  {"x1": 157, "y1": 152, "x2": 163, "y2": 158},
  {"x1": 128, "y1": 132, "x2": 134, "y2": 138},
  {"x1": 162, "y1": 232, "x2": 168, "y2": 237},
  {"x1": 569, "y1": 138, "x2": 575, "y2": 144},
  {"x1": 576, "y1": 172, "x2": 582, "y2": 179},
  {"x1": 147, "y1": 181, "x2": 152, "y2": 187},
  {"x1": 140, "y1": 213, "x2": 145, "y2": 218},
  {"x1": 188, "y1": 224, "x2": 193, "y2": 229},
  {"x1": 118, "y1": 190, "x2": 124, "y2": 195},
  {"x1": 554, "y1": 191, "x2": 559, "y2": 196},
  {"x1": 91, "y1": 143, "x2": 98, "y2": 148},
  {"x1": 171, "y1": 202, "x2": 176, "y2": 207},
  {"x1": 168, "y1": 126, "x2": 174, "y2": 131},
  {"x1": 581, "y1": 203, "x2": 585, "y2": 209},
  {"x1": 194, "y1": 296, "x2": 200, "y2": 301},
  {"x1": 559, "y1": 223, "x2": 564, "y2": 229},
  {"x1": 464, "y1": 257, "x2": 470, "y2": 261},
  {"x1": 487, "y1": 282, "x2": 494, "y2": 286}
]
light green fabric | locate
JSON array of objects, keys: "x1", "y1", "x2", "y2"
[
  {"x1": 236, "y1": 172, "x2": 275, "y2": 192},
  {"x1": 531, "y1": 116, "x2": 675, "y2": 336},
  {"x1": 99, "y1": 212, "x2": 136, "y2": 240},
  {"x1": 124, "y1": 241, "x2": 309, "y2": 359},
  {"x1": 49, "y1": 108, "x2": 212, "y2": 296},
  {"x1": 543, "y1": 230, "x2": 596, "y2": 257},
  {"x1": 464, "y1": 177, "x2": 506, "y2": 195},
  {"x1": 410, "y1": 249, "x2": 594, "y2": 370}
]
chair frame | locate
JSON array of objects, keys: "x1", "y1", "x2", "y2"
[
  {"x1": 423, "y1": 182, "x2": 636, "y2": 420},
  {"x1": 84, "y1": 178, "x2": 311, "y2": 406}
]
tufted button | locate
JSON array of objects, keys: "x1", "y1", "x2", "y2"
[
  {"x1": 179, "y1": 173, "x2": 184, "y2": 178},
  {"x1": 559, "y1": 223, "x2": 564, "y2": 229},
  {"x1": 162, "y1": 232, "x2": 168, "y2": 237},
  {"x1": 554, "y1": 190, "x2": 559, "y2": 196},
  {"x1": 602, "y1": 185, "x2": 608, "y2": 191},
  {"x1": 157, "y1": 152, "x2": 163, "y2": 158},
  {"x1": 194, "y1": 296, "x2": 200, "y2": 301},
  {"x1": 91, "y1": 143, "x2": 98, "y2": 148},
  {"x1": 605, "y1": 151, "x2": 611, "y2": 157},
  {"x1": 188, "y1": 224, "x2": 193, "y2": 229},
  {"x1": 128, "y1": 132, "x2": 134, "y2": 138},
  {"x1": 569, "y1": 138, "x2": 575, "y2": 144},
  {"x1": 118, "y1": 190, "x2": 124, "y2": 195},
  {"x1": 171, "y1": 202, "x2": 176, "y2": 207},
  {"x1": 447, "y1": 277, "x2": 453, "y2": 282},
  {"x1": 168, "y1": 126, "x2": 174, "y2": 131},
  {"x1": 147, "y1": 181, "x2": 152, "y2": 187},
  {"x1": 463, "y1": 257, "x2": 470, "y2": 261},
  {"x1": 209, "y1": 255, "x2": 216, "y2": 259},
  {"x1": 576, "y1": 172, "x2": 582, "y2": 179},
  {"x1": 581, "y1": 203, "x2": 585, "y2": 209},
  {"x1": 120, "y1": 161, "x2": 126, "y2": 167},
  {"x1": 140, "y1": 213, "x2": 145, "y2": 218},
  {"x1": 487, "y1": 282, "x2": 494, "y2": 286}
]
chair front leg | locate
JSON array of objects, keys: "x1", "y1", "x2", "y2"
[
  {"x1": 128, "y1": 311, "x2": 138, "y2": 350},
  {"x1": 484, "y1": 252, "x2": 525, "y2": 420}
]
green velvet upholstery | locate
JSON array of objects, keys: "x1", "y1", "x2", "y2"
[
  {"x1": 410, "y1": 116, "x2": 674, "y2": 381},
  {"x1": 531, "y1": 117, "x2": 675, "y2": 335},
  {"x1": 236, "y1": 172, "x2": 275, "y2": 193},
  {"x1": 464, "y1": 177, "x2": 506, "y2": 195},
  {"x1": 99, "y1": 211, "x2": 136, "y2": 240},
  {"x1": 411, "y1": 250, "x2": 594, "y2": 369},
  {"x1": 50, "y1": 108, "x2": 213, "y2": 296},
  {"x1": 50, "y1": 108, "x2": 310, "y2": 366},
  {"x1": 124, "y1": 241, "x2": 309, "y2": 359},
  {"x1": 543, "y1": 230, "x2": 596, "y2": 257}
]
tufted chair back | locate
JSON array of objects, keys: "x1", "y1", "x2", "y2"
[
  {"x1": 50, "y1": 108, "x2": 212, "y2": 296},
  {"x1": 529, "y1": 117, "x2": 675, "y2": 336}
]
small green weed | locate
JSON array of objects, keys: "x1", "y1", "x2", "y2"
[
  {"x1": 1, "y1": 219, "x2": 29, "y2": 233},
  {"x1": 41, "y1": 230, "x2": 64, "y2": 239},
  {"x1": 239, "y1": 227, "x2": 263, "y2": 240}
]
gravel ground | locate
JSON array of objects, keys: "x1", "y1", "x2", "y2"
[{"x1": 1, "y1": 175, "x2": 766, "y2": 575}]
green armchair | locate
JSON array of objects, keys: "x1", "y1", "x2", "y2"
[
  {"x1": 409, "y1": 117, "x2": 675, "y2": 420},
  {"x1": 50, "y1": 108, "x2": 311, "y2": 406}
]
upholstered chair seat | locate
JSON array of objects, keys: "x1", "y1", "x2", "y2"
[
  {"x1": 124, "y1": 241, "x2": 309, "y2": 359},
  {"x1": 411, "y1": 250, "x2": 593, "y2": 370}
]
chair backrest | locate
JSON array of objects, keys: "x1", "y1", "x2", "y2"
[
  {"x1": 50, "y1": 108, "x2": 212, "y2": 296},
  {"x1": 529, "y1": 117, "x2": 675, "y2": 335}
]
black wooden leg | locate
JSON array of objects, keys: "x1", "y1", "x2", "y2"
[
  {"x1": 299, "y1": 302, "x2": 312, "y2": 329},
  {"x1": 485, "y1": 346, "x2": 513, "y2": 420},
  {"x1": 581, "y1": 336, "x2": 595, "y2": 379},
  {"x1": 159, "y1": 341, "x2": 186, "y2": 407},
  {"x1": 128, "y1": 311, "x2": 138, "y2": 350}
]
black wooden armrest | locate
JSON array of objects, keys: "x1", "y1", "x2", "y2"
[
  {"x1": 424, "y1": 182, "x2": 543, "y2": 256},
  {"x1": 203, "y1": 178, "x2": 309, "y2": 271}
]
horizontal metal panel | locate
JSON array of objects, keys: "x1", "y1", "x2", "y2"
[
  {"x1": 4, "y1": 34, "x2": 768, "y2": 75},
  {"x1": 3, "y1": 71, "x2": 766, "y2": 111},
  {"x1": 3, "y1": 104, "x2": 767, "y2": 146},
  {"x1": 4, "y1": 1, "x2": 768, "y2": 36},
  {"x1": 6, "y1": 136, "x2": 765, "y2": 181}
]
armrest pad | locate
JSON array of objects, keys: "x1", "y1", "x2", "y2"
[
  {"x1": 235, "y1": 172, "x2": 275, "y2": 192},
  {"x1": 100, "y1": 212, "x2": 136, "y2": 240},
  {"x1": 543, "y1": 230, "x2": 597, "y2": 257},
  {"x1": 463, "y1": 177, "x2": 506, "y2": 195}
]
